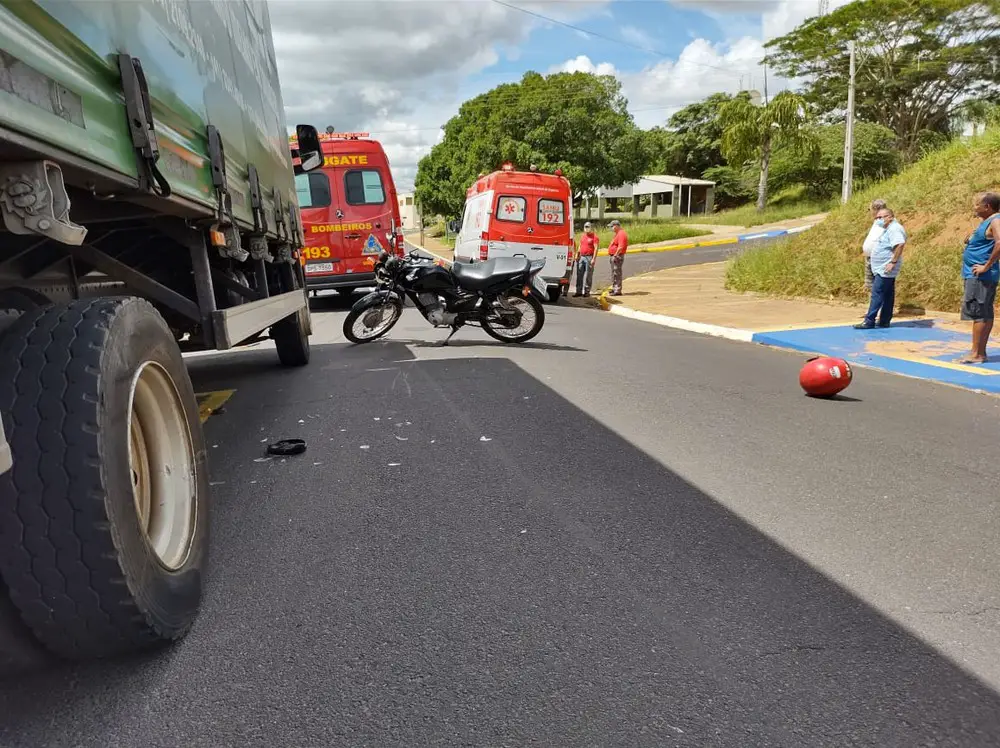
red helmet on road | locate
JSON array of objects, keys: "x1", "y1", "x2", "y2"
[{"x1": 799, "y1": 356, "x2": 853, "y2": 397}]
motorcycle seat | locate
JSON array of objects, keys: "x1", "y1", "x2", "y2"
[{"x1": 452, "y1": 257, "x2": 532, "y2": 290}]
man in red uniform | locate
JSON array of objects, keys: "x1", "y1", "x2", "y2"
[
  {"x1": 607, "y1": 219, "x2": 629, "y2": 295},
  {"x1": 574, "y1": 221, "x2": 599, "y2": 297}
]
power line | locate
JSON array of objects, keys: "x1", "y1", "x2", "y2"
[{"x1": 489, "y1": 0, "x2": 760, "y2": 76}]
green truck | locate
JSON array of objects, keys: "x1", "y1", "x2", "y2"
[{"x1": 0, "y1": 0, "x2": 325, "y2": 670}]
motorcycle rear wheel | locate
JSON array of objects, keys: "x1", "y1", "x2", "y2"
[
  {"x1": 343, "y1": 298, "x2": 403, "y2": 344},
  {"x1": 482, "y1": 293, "x2": 545, "y2": 344}
]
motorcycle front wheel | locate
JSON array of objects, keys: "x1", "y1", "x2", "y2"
[
  {"x1": 481, "y1": 293, "x2": 545, "y2": 344},
  {"x1": 343, "y1": 297, "x2": 403, "y2": 344}
]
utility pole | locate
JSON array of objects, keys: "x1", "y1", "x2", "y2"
[{"x1": 841, "y1": 40, "x2": 856, "y2": 204}]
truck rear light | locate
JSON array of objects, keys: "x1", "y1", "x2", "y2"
[
  {"x1": 395, "y1": 228, "x2": 405, "y2": 255},
  {"x1": 479, "y1": 231, "x2": 489, "y2": 261}
]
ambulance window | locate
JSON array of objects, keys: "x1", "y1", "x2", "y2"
[
  {"x1": 496, "y1": 196, "x2": 526, "y2": 222},
  {"x1": 538, "y1": 199, "x2": 565, "y2": 225},
  {"x1": 345, "y1": 170, "x2": 386, "y2": 205},
  {"x1": 294, "y1": 172, "x2": 331, "y2": 209}
]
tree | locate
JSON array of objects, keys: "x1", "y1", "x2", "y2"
[
  {"x1": 415, "y1": 71, "x2": 649, "y2": 217},
  {"x1": 957, "y1": 98, "x2": 1000, "y2": 137},
  {"x1": 701, "y1": 165, "x2": 755, "y2": 209},
  {"x1": 650, "y1": 92, "x2": 750, "y2": 178},
  {"x1": 769, "y1": 121, "x2": 901, "y2": 198},
  {"x1": 719, "y1": 91, "x2": 815, "y2": 211},
  {"x1": 765, "y1": 0, "x2": 1000, "y2": 160}
]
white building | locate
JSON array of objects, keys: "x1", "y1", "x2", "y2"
[
  {"x1": 397, "y1": 192, "x2": 417, "y2": 229},
  {"x1": 585, "y1": 175, "x2": 716, "y2": 219}
]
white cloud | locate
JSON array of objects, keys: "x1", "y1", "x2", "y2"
[
  {"x1": 551, "y1": 55, "x2": 620, "y2": 77},
  {"x1": 626, "y1": 36, "x2": 770, "y2": 126},
  {"x1": 269, "y1": 0, "x2": 610, "y2": 191},
  {"x1": 552, "y1": 36, "x2": 770, "y2": 130},
  {"x1": 268, "y1": 0, "x2": 835, "y2": 191},
  {"x1": 667, "y1": 0, "x2": 855, "y2": 39}
]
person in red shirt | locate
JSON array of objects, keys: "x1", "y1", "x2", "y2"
[
  {"x1": 574, "y1": 221, "x2": 600, "y2": 297},
  {"x1": 607, "y1": 219, "x2": 629, "y2": 295}
]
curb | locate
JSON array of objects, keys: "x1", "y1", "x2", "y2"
[
  {"x1": 404, "y1": 240, "x2": 452, "y2": 265},
  {"x1": 600, "y1": 303, "x2": 1000, "y2": 397},
  {"x1": 604, "y1": 303, "x2": 755, "y2": 342},
  {"x1": 591, "y1": 222, "x2": 817, "y2": 258}
]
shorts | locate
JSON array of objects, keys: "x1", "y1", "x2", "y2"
[{"x1": 961, "y1": 277, "x2": 998, "y2": 321}]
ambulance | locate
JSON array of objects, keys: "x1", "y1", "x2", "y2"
[
  {"x1": 291, "y1": 132, "x2": 405, "y2": 295},
  {"x1": 454, "y1": 164, "x2": 574, "y2": 302}
]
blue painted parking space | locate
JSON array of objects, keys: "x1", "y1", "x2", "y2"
[{"x1": 751, "y1": 319, "x2": 1000, "y2": 394}]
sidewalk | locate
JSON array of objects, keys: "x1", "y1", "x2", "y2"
[
  {"x1": 596, "y1": 262, "x2": 1000, "y2": 396},
  {"x1": 414, "y1": 235, "x2": 454, "y2": 261}
]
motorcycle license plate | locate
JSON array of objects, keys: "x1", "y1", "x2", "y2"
[
  {"x1": 531, "y1": 274, "x2": 548, "y2": 297},
  {"x1": 305, "y1": 262, "x2": 334, "y2": 274}
]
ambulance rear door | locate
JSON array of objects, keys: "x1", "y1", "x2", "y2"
[
  {"x1": 455, "y1": 187, "x2": 494, "y2": 262},
  {"x1": 488, "y1": 187, "x2": 571, "y2": 289}
]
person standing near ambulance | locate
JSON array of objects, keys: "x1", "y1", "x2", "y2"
[
  {"x1": 607, "y1": 219, "x2": 629, "y2": 295},
  {"x1": 574, "y1": 222, "x2": 599, "y2": 297}
]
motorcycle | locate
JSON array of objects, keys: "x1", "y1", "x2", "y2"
[{"x1": 342, "y1": 249, "x2": 549, "y2": 345}]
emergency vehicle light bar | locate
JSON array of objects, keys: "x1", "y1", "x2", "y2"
[{"x1": 289, "y1": 132, "x2": 369, "y2": 145}]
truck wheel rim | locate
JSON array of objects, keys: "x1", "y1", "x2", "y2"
[{"x1": 127, "y1": 361, "x2": 197, "y2": 570}]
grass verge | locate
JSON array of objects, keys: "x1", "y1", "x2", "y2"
[
  {"x1": 726, "y1": 129, "x2": 1000, "y2": 311},
  {"x1": 575, "y1": 219, "x2": 704, "y2": 247},
  {"x1": 682, "y1": 189, "x2": 835, "y2": 227}
]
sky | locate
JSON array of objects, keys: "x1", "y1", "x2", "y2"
[{"x1": 268, "y1": 0, "x2": 849, "y2": 192}]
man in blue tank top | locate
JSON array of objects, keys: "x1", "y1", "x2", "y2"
[{"x1": 959, "y1": 192, "x2": 1000, "y2": 364}]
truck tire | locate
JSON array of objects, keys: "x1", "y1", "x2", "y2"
[
  {"x1": 0, "y1": 582, "x2": 51, "y2": 674},
  {"x1": 0, "y1": 288, "x2": 50, "y2": 312},
  {"x1": 0, "y1": 298, "x2": 209, "y2": 660},
  {"x1": 272, "y1": 264, "x2": 311, "y2": 367},
  {"x1": 272, "y1": 306, "x2": 311, "y2": 366}
]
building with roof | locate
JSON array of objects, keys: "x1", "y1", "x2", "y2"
[
  {"x1": 397, "y1": 191, "x2": 417, "y2": 229},
  {"x1": 581, "y1": 175, "x2": 716, "y2": 220}
]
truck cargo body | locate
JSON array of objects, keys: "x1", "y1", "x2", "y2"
[
  {"x1": 0, "y1": 0, "x2": 297, "y2": 235},
  {"x1": 0, "y1": 0, "x2": 325, "y2": 671}
]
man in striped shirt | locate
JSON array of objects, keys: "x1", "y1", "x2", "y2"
[{"x1": 607, "y1": 220, "x2": 629, "y2": 296}]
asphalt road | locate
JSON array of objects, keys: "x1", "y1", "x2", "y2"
[
  {"x1": 2, "y1": 300, "x2": 1000, "y2": 746},
  {"x1": 583, "y1": 240, "x2": 744, "y2": 292}
]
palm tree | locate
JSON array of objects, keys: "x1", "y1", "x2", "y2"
[{"x1": 719, "y1": 91, "x2": 814, "y2": 212}]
